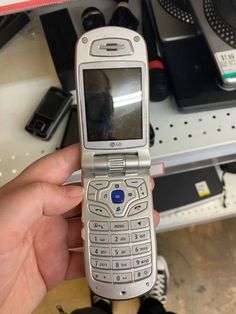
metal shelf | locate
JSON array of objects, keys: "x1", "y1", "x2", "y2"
[{"x1": 1, "y1": 0, "x2": 236, "y2": 231}]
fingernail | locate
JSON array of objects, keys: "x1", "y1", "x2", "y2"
[{"x1": 62, "y1": 185, "x2": 84, "y2": 197}]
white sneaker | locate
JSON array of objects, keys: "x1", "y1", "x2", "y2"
[{"x1": 141, "y1": 255, "x2": 170, "y2": 305}]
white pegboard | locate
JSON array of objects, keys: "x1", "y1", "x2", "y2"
[{"x1": 150, "y1": 96, "x2": 236, "y2": 173}]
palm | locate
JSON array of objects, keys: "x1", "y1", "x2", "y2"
[{"x1": 1, "y1": 215, "x2": 70, "y2": 313}]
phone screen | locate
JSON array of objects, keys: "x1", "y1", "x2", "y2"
[
  {"x1": 83, "y1": 68, "x2": 142, "y2": 142},
  {"x1": 37, "y1": 89, "x2": 69, "y2": 120}
]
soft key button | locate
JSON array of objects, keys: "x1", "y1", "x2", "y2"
[
  {"x1": 110, "y1": 221, "x2": 129, "y2": 231},
  {"x1": 89, "y1": 205, "x2": 110, "y2": 217},
  {"x1": 90, "y1": 180, "x2": 108, "y2": 190},
  {"x1": 125, "y1": 178, "x2": 144, "y2": 188}
]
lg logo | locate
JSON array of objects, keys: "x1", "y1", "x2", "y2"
[{"x1": 110, "y1": 142, "x2": 122, "y2": 147}]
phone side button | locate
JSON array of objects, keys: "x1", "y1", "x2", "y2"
[
  {"x1": 89, "y1": 205, "x2": 110, "y2": 217},
  {"x1": 81, "y1": 227, "x2": 85, "y2": 241},
  {"x1": 92, "y1": 271, "x2": 112, "y2": 283}
]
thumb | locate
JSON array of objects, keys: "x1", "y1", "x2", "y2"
[{"x1": 0, "y1": 182, "x2": 83, "y2": 250}]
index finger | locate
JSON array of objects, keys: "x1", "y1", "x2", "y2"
[{"x1": 0, "y1": 144, "x2": 81, "y2": 195}]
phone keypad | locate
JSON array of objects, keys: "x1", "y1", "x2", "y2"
[{"x1": 88, "y1": 178, "x2": 153, "y2": 284}]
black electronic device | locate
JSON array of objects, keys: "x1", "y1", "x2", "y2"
[
  {"x1": 40, "y1": 9, "x2": 78, "y2": 91},
  {"x1": 188, "y1": 0, "x2": 236, "y2": 90},
  {"x1": 153, "y1": 167, "x2": 223, "y2": 212},
  {"x1": 0, "y1": 13, "x2": 30, "y2": 49},
  {"x1": 142, "y1": 0, "x2": 169, "y2": 102},
  {"x1": 163, "y1": 35, "x2": 236, "y2": 111},
  {"x1": 150, "y1": 0, "x2": 197, "y2": 42},
  {"x1": 109, "y1": 0, "x2": 139, "y2": 30},
  {"x1": 81, "y1": 7, "x2": 106, "y2": 31},
  {"x1": 25, "y1": 87, "x2": 73, "y2": 140},
  {"x1": 60, "y1": 106, "x2": 79, "y2": 148},
  {"x1": 221, "y1": 162, "x2": 236, "y2": 174}
]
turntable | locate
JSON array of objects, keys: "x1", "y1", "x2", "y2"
[
  {"x1": 148, "y1": 0, "x2": 236, "y2": 112},
  {"x1": 188, "y1": 0, "x2": 236, "y2": 90},
  {"x1": 150, "y1": 0, "x2": 197, "y2": 41}
]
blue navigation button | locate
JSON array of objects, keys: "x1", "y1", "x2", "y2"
[{"x1": 111, "y1": 190, "x2": 125, "y2": 204}]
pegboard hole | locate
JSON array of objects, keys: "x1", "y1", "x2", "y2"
[
  {"x1": 188, "y1": 134, "x2": 192, "y2": 138},
  {"x1": 198, "y1": 118, "x2": 202, "y2": 122},
  {"x1": 227, "y1": 113, "x2": 230, "y2": 116},
  {"x1": 203, "y1": 131, "x2": 207, "y2": 135},
  {"x1": 184, "y1": 121, "x2": 188, "y2": 125},
  {"x1": 217, "y1": 128, "x2": 221, "y2": 132},
  {"x1": 155, "y1": 127, "x2": 159, "y2": 131},
  {"x1": 41, "y1": 150, "x2": 45, "y2": 154},
  {"x1": 232, "y1": 126, "x2": 235, "y2": 129},
  {"x1": 173, "y1": 137, "x2": 178, "y2": 141},
  {"x1": 170, "y1": 124, "x2": 174, "y2": 128},
  {"x1": 159, "y1": 140, "x2": 163, "y2": 144},
  {"x1": 212, "y1": 115, "x2": 216, "y2": 119}
]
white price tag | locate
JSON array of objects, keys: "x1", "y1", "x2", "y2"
[
  {"x1": 215, "y1": 50, "x2": 236, "y2": 79},
  {"x1": 195, "y1": 181, "x2": 211, "y2": 198}
]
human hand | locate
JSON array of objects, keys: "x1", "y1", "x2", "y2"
[
  {"x1": 0, "y1": 144, "x2": 84, "y2": 314},
  {"x1": 0, "y1": 144, "x2": 160, "y2": 314}
]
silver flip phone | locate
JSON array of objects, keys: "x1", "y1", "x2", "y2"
[{"x1": 76, "y1": 26, "x2": 157, "y2": 300}]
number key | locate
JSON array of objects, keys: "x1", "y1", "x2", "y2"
[{"x1": 111, "y1": 233, "x2": 130, "y2": 244}]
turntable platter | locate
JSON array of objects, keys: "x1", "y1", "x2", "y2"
[
  {"x1": 204, "y1": 0, "x2": 236, "y2": 48},
  {"x1": 158, "y1": 0, "x2": 194, "y2": 24},
  {"x1": 215, "y1": 0, "x2": 236, "y2": 31}
]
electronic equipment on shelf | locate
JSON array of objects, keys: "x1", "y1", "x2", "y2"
[
  {"x1": 150, "y1": 0, "x2": 197, "y2": 41},
  {"x1": 188, "y1": 0, "x2": 236, "y2": 90}
]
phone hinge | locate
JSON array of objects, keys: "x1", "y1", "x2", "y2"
[{"x1": 94, "y1": 154, "x2": 139, "y2": 176}]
